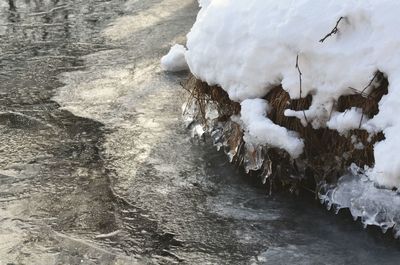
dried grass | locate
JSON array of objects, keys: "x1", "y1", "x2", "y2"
[
  {"x1": 184, "y1": 72, "x2": 388, "y2": 191},
  {"x1": 182, "y1": 75, "x2": 240, "y2": 124}
]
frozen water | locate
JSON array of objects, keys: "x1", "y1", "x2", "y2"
[{"x1": 319, "y1": 166, "x2": 400, "y2": 236}]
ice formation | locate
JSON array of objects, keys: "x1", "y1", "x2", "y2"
[
  {"x1": 184, "y1": 0, "x2": 400, "y2": 189},
  {"x1": 161, "y1": 44, "x2": 188, "y2": 72},
  {"x1": 319, "y1": 166, "x2": 400, "y2": 237}
]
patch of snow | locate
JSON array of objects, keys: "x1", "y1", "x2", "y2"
[
  {"x1": 367, "y1": 126, "x2": 400, "y2": 188},
  {"x1": 241, "y1": 99, "x2": 304, "y2": 158},
  {"x1": 161, "y1": 44, "x2": 189, "y2": 72},
  {"x1": 326, "y1": 107, "x2": 368, "y2": 135},
  {"x1": 351, "y1": 135, "x2": 365, "y2": 150},
  {"x1": 197, "y1": 0, "x2": 211, "y2": 8}
]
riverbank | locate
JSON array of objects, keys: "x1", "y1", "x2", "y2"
[{"x1": 1, "y1": 0, "x2": 399, "y2": 264}]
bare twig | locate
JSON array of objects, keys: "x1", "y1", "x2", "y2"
[
  {"x1": 348, "y1": 72, "x2": 380, "y2": 128},
  {"x1": 180, "y1": 82, "x2": 196, "y2": 116},
  {"x1": 295, "y1": 54, "x2": 309, "y2": 124},
  {"x1": 319, "y1": 17, "x2": 345, "y2": 43},
  {"x1": 295, "y1": 54, "x2": 303, "y2": 98},
  {"x1": 360, "y1": 71, "x2": 379, "y2": 94},
  {"x1": 359, "y1": 112, "x2": 364, "y2": 129},
  {"x1": 358, "y1": 72, "x2": 379, "y2": 128},
  {"x1": 348, "y1": 87, "x2": 374, "y2": 99}
]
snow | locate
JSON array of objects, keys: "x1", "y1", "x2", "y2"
[
  {"x1": 326, "y1": 107, "x2": 368, "y2": 135},
  {"x1": 241, "y1": 99, "x2": 304, "y2": 158},
  {"x1": 181, "y1": 0, "x2": 400, "y2": 188},
  {"x1": 161, "y1": 44, "x2": 188, "y2": 72},
  {"x1": 367, "y1": 126, "x2": 400, "y2": 188},
  {"x1": 197, "y1": 0, "x2": 211, "y2": 8}
]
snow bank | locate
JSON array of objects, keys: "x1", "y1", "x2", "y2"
[
  {"x1": 161, "y1": 44, "x2": 188, "y2": 72},
  {"x1": 184, "y1": 0, "x2": 400, "y2": 188}
]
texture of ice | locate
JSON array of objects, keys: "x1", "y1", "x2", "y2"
[
  {"x1": 161, "y1": 44, "x2": 188, "y2": 72},
  {"x1": 319, "y1": 167, "x2": 400, "y2": 236},
  {"x1": 184, "y1": 0, "x2": 400, "y2": 188}
]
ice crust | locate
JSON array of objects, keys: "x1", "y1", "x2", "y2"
[
  {"x1": 184, "y1": 0, "x2": 400, "y2": 188},
  {"x1": 319, "y1": 166, "x2": 400, "y2": 237}
]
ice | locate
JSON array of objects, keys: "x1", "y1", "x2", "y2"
[
  {"x1": 243, "y1": 142, "x2": 264, "y2": 173},
  {"x1": 184, "y1": 96, "x2": 275, "y2": 179},
  {"x1": 319, "y1": 167, "x2": 400, "y2": 237}
]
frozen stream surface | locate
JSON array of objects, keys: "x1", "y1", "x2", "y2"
[{"x1": 0, "y1": 0, "x2": 399, "y2": 264}]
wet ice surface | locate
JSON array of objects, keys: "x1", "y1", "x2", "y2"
[{"x1": 0, "y1": 0, "x2": 400, "y2": 264}]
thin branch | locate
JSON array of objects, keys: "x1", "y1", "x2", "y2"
[
  {"x1": 348, "y1": 72, "x2": 380, "y2": 129},
  {"x1": 295, "y1": 54, "x2": 303, "y2": 98},
  {"x1": 359, "y1": 112, "x2": 364, "y2": 129},
  {"x1": 360, "y1": 71, "x2": 379, "y2": 94},
  {"x1": 348, "y1": 71, "x2": 380, "y2": 99},
  {"x1": 295, "y1": 54, "x2": 309, "y2": 124},
  {"x1": 319, "y1": 17, "x2": 344, "y2": 43},
  {"x1": 348, "y1": 87, "x2": 374, "y2": 99}
]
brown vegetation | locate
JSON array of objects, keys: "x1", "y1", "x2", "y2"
[{"x1": 183, "y1": 72, "x2": 388, "y2": 192}]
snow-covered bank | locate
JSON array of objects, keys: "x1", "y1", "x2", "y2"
[
  {"x1": 182, "y1": 0, "x2": 400, "y2": 189},
  {"x1": 161, "y1": 0, "x2": 400, "y2": 237}
]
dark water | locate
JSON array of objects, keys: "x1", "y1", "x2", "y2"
[{"x1": 0, "y1": 0, "x2": 399, "y2": 264}]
